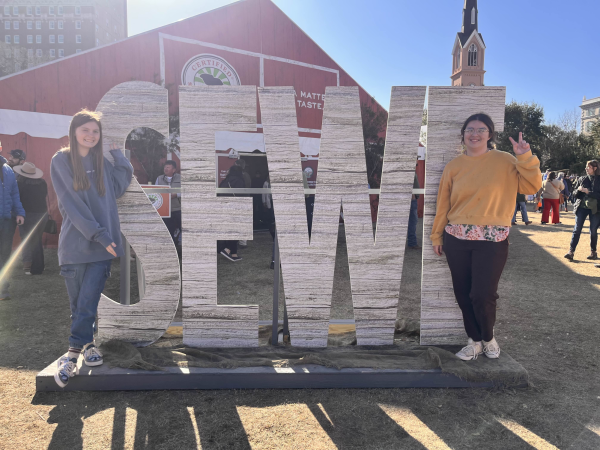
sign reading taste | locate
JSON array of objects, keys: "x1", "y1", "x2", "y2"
[{"x1": 94, "y1": 81, "x2": 505, "y2": 349}]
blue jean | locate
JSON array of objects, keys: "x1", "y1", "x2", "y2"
[
  {"x1": 0, "y1": 218, "x2": 17, "y2": 297},
  {"x1": 407, "y1": 199, "x2": 419, "y2": 247},
  {"x1": 570, "y1": 207, "x2": 600, "y2": 252},
  {"x1": 60, "y1": 259, "x2": 112, "y2": 349},
  {"x1": 513, "y1": 202, "x2": 529, "y2": 223}
]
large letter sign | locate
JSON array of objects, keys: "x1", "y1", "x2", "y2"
[
  {"x1": 96, "y1": 83, "x2": 506, "y2": 348},
  {"x1": 96, "y1": 81, "x2": 181, "y2": 346}
]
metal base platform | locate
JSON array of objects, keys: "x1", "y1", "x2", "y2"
[{"x1": 36, "y1": 354, "x2": 528, "y2": 392}]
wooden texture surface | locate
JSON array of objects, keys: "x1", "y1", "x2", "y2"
[
  {"x1": 179, "y1": 85, "x2": 258, "y2": 347},
  {"x1": 96, "y1": 81, "x2": 181, "y2": 346},
  {"x1": 260, "y1": 86, "x2": 424, "y2": 346},
  {"x1": 420, "y1": 86, "x2": 506, "y2": 345}
]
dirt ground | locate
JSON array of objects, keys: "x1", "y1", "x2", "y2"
[{"x1": 1, "y1": 206, "x2": 600, "y2": 449}]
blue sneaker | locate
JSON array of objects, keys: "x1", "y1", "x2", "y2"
[
  {"x1": 83, "y1": 343, "x2": 103, "y2": 367},
  {"x1": 54, "y1": 356, "x2": 78, "y2": 388}
]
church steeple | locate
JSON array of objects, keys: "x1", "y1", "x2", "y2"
[
  {"x1": 451, "y1": 0, "x2": 486, "y2": 87},
  {"x1": 461, "y1": 0, "x2": 478, "y2": 36}
]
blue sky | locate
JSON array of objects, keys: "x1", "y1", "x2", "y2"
[{"x1": 128, "y1": 0, "x2": 599, "y2": 123}]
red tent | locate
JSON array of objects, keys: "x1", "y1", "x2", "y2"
[{"x1": 0, "y1": 0, "x2": 394, "y2": 246}]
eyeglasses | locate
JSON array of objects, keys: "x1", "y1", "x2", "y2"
[{"x1": 464, "y1": 128, "x2": 489, "y2": 135}]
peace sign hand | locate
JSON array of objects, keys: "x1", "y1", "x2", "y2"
[{"x1": 508, "y1": 132, "x2": 531, "y2": 155}]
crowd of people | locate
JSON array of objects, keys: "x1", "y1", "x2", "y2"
[{"x1": 0, "y1": 147, "x2": 49, "y2": 301}]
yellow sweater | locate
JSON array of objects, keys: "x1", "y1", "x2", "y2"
[{"x1": 430, "y1": 150, "x2": 542, "y2": 246}]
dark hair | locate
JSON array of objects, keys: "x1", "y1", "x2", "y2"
[
  {"x1": 228, "y1": 165, "x2": 243, "y2": 177},
  {"x1": 9, "y1": 149, "x2": 26, "y2": 160},
  {"x1": 59, "y1": 109, "x2": 105, "y2": 196},
  {"x1": 235, "y1": 159, "x2": 246, "y2": 169},
  {"x1": 460, "y1": 113, "x2": 497, "y2": 150},
  {"x1": 548, "y1": 171, "x2": 556, "y2": 181},
  {"x1": 164, "y1": 160, "x2": 177, "y2": 169},
  {"x1": 587, "y1": 160, "x2": 600, "y2": 176}
]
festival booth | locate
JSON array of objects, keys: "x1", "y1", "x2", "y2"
[{"x1": 0, "y1": 0, "x2": 527, "y2": 391}]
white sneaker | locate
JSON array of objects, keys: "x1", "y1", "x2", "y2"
[
  {"x1": 82, "y1": 343, "x2": 104, "y2": 366},
  {"x1": 483, "y1": 337, "x2": 501, "y2": 358},
  {"x1": 54, "y1": 356, "x2": 79, "y2": 388},
  {"x1": 455, "y1": 338, "x2": 483, "y2": 361}
]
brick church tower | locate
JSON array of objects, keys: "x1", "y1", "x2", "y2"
[{"x1": 451, "y1": 0, "x2": 486, "y2": 86}]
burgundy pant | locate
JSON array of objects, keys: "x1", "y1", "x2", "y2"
[
  {"x1": 443, "y1": 232, "x2": 509, "y2": 342},
  {"x1": 542, "y1": 198, "x2": 560, "y2": 224}
]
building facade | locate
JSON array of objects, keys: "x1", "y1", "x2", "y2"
[
  {"x1": 450, "y1": 0, "x2": 486, "y2": 87},
  {"x1": 0, "y1": 0, "x2": 127, "y2": 76},
  {"x1": 581, "y1": 96, "x2": 600, "y2": 135}
]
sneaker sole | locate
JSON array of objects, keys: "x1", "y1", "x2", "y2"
[
  {"x1": 54, "y1": 371, "x2": 68, "y2": 388},
  {"x1": 455, "y1": 352, "x2": 483, "y2": 361},
  {"x1": 84, "y1": 359, "x2": 104, "y2": 367},
  {"x1": 484, "y1": 352, "x2": 500, "y2": 359},
  {"x1": 220, "y1": 251, "x2": 235, "y2": 262}
]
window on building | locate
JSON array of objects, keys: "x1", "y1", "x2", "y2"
[
  {"x1": 36, "y1": 49, "x2": 42, "y2": 57},
  {"x1": 58, "y1": 21, "x2": 63, "y2": 29},
  {"x1": 468, "y1": 44, "x2": 478, "y2": 67},
  {"x1": 4, "y1": 21, "x2": 9, "y2": 30},
  {"x1": 58, "y1": 6, "x2": 63, "y2": 15},
  {"x1": 27, "y1": 6, "x2": 32, "y2": 16},
  {"x1": 27, "y1": 48, "x2": 33, "y2": 58},
  {"x1": 58, "y1": 34, "x2": 63, "y2": 43},
  {"x1": 49, "y1": 35, "x2": 55, "y2": 43},
  {"x1": 58, "y1": 49, "x2": 64, "y2": 57},
  {"x1": 76, "y1": 35, "x2": 81, "y2": 43},
  {"x1": 49, "y1": 6, "x2": 55, "y2": 16},
  {"x1": 49, "y1": 21, "x2": 54, "y2": 29},
  {"x1": 95, "y1": 24, "x2": 99, "y2": 32},
  {"x1": 35, "y1": 6, "x2": 41, "y2": 16},
  {"x1": 75, "y1": 6, "x2": 81, "y2": 15},
  {"x1": 589, "y1": 108, "x2": 597, "y2": 117},
  {"x1": 36, "y1": 35, "x2": 41, "y2": 43},
  {"x1": 5, "y1": 35, "x2": 10, "y2": 43},
  {"x1": 471, "y1": 7, "x2": 476, "y2": 24},
  {"x1": 76, "y1": 21, "x2": 81, "y2": 29},
  {"x1": 36, "y1": 21, "x2": 41, "y2": 29},
  {"x1": 27, "y1": 21, "x2": 32, "y2": 29},
  {"x1": 76, "y1": 48, "x2": 81, "y2": 53},
  {"x1": 4, "y1": 6, "x2": 10, "y2": 16},
  {"x1": 50, "y1": 49, "x2": 55, "y2": 57},
  {"x1": 13, "y1": 21, "x2": 18, "y2": 29},
  {"x1": 13, "y1": 35, "x2": 18, "y2": 44},
  {"x1": 586, "y1": 122, "x2": 594, "y2": 133},
  {"x1": 27, "y1": 35, "x2": 32, "y2": 43},
  {"x1": 13, "y1": 6, "x2": 18, "y2": 15}
]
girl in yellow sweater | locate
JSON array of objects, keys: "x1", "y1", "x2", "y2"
[{"x1": 431, "y1": 113, "x2": 542, "y2": 361}]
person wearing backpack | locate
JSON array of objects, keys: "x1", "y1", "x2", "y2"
[{"x1": 540, "y1": 171, "x2": 564, "y2": 224}]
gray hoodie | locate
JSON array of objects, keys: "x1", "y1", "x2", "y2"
[{"x1": 50, "y1": 149, "x2": 133, "y2": 265}]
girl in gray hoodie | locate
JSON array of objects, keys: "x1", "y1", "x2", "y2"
[{"x1": 50, "y1": 109, "x2": 133, "y2": 387}]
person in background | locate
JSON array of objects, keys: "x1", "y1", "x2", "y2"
[
  {"x1": 542, "y1": 169, "x2": 550, "y2": 181},
  {"x1": 6, "y1": 149, "x2": 26, "y2": 169},
  {"x1": 565, "y1": 161, "x2": 600, "y2": 262},
  {"x1": 218, "y1": 164, "x2": 245, "y2": 261},
  {"x1": 235, "y1": 159, "x2": 251, "y2": 248},
  {"x1": 431, "y1": 113, "x2": 541, "y2": 361},
  {"x1": 512, "y1": 192, "x2": 532, "y2": 225},
  {"x1": 557, "y1": 172, "x2": 570, "y2": 212},
  {"x1": 14, "y1": 162, "x2": 48, "y2": 275},
  {"x1": 540, "y1": 171, "x2": 564, "y2": 224},
  {"x1": 155, "y1": 161, "x2": 181, "y2": 246},
  {"x1": 407, "y1": 165, "x2": 421, "y2": 249},
  {"x1": 0, "y1": 145, "x2": 25, "y2": 300},
  {"x1": 50, "y1": 110, "x2": 133, "y2": 387}
]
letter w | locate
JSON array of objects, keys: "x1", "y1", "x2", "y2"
[{"x1": 260, "y1": 86, "x2": 425, "y2": 346}]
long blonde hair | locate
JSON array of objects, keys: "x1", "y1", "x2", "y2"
[{"x1": 59, "y1": 109, "x2": 106, "y2": 196}]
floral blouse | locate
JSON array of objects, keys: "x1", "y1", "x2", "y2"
[{"x1": 445, "y1": 224, "x2": 510, "y2": 242}]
